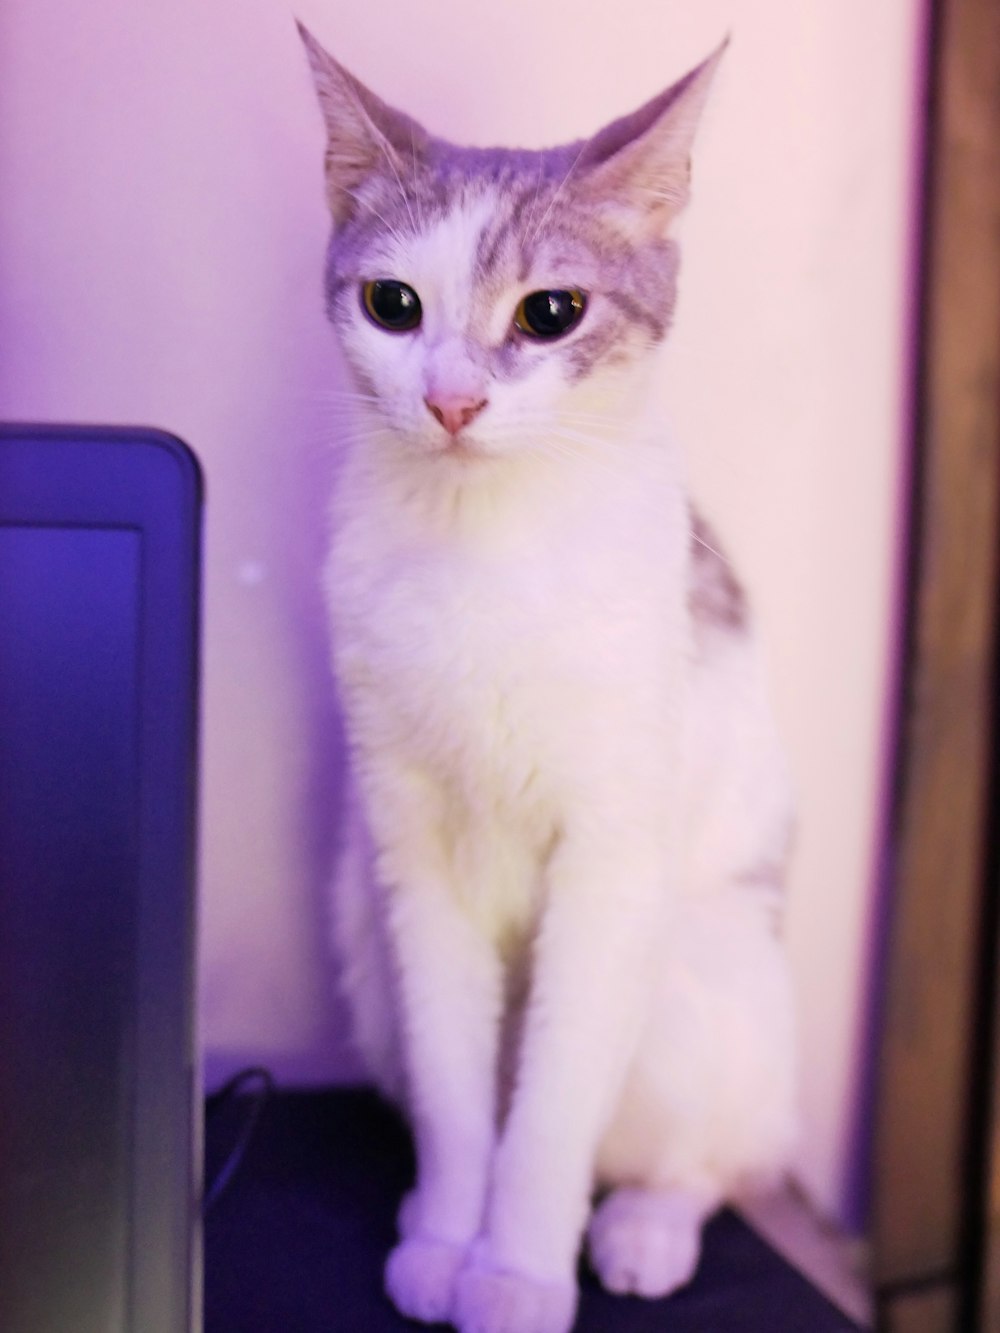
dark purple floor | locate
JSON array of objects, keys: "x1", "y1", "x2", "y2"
[{"x1": 203, "y1": 1088, "x2": 861, "y2": 1333}]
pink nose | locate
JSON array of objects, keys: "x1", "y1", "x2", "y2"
[{"x1": 424, "y1": 394, "x2": 488, "y2": 437}]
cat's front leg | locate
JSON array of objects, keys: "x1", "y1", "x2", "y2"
[
  {"x1": 452, "y1": 823, "x2": 665, "y2": 1333},
  {"x1": 360, "y1": 765, "x2": 503, "y2": 1324}
]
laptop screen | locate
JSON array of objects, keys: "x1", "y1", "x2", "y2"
[
  {"x1": 0, "y1": 524, "x2": 141, "y2": 1332},
  {"x1": 0, "y1": 427, "x2": 201, "y2": 1333}
]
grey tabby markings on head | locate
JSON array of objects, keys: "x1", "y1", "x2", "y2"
[{"x1": 298, "y1": 22, "x2": 727, "y2": 386}]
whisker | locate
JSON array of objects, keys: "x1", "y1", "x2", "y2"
[
  {"x1": 482, "y1": 433, "x2": 754, "y2": 560},
  {"x1": 300, "y1": 424, "x2": 393, "y2": 448},
  {"x1": 521, "y1": 154, "x2": 546, "y2": 246},
  {"x1": 689, "y1": 530, "x2": 735, "y2": 568},
  {"x1": 342, "y1": 187, "x2": 408, "y2": 250},
  {"x1": 383, "y1": 151, "x2": 417, "y2": 236},
  {"x1": 340, "y1": 78, "x2": 417, "y2": 235},
  {"x1": 299, "y1": 404, "x2": 381, "y2": 423},
  {"x1": 410, "y1": 123, "x2": 426, "y2": 232},
  {"x1": 304, "y1": 389, "x2": 382, "y2": 404},
  {"x1": 525, "y1": 141, "x2": 588, "y2": 247}
]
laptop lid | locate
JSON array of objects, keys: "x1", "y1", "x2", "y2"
[{"x1": 0, "y1": 424, "x2": 202, "y2": 1333}]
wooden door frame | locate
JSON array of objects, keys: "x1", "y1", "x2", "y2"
[{"x1": 872, "y1": 0, "x2": 1000, "y2": 1328}]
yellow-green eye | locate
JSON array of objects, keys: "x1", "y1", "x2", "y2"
[
  {"x1": 361, "y1": 279, "x2": 422, "y2": 332},
  {"x1": 514, "y1": 288, "x2": 587, "y2": 339}
]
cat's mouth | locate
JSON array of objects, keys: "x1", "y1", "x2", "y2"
[{"x1": 433, "y1": 433, "x2": 491, "y2": 463}]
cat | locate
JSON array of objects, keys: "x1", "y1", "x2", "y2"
[{"x1": 299, "y1": 23, "x2": 798, "y2": 1333}]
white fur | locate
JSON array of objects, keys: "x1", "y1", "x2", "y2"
[{"x1": 324, "y1": 189, "x2": 797, "y2": 1333}]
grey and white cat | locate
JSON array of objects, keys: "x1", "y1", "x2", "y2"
[{"x1": 300, "y1": 25, "x2": 797, "y2": 1333}]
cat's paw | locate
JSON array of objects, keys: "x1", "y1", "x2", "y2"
[
  {"x1": 384, "y1": 1235, "x2": 466, "y2": 1324},
  {"x1": 452, "y1": 1254, "x2": 577, "y2": 1333},
  {"x1": 586, "y1": 1186, "x2": 703, "y2": 1298}
]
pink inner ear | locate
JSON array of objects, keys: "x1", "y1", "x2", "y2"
[
  {"x1": 575, "y1": 43, "x2": 724, "y2": 210},
  {"x1": 299, "y1": 23, "x2": 431, "y2": 221},
  {"x1": 582, "y1": 70, "x2": 696, "y2": 169}
]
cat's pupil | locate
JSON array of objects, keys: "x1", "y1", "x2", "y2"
[
  {"x1": 515, "y1": 289, "x2": 587, "y2": 339},
  {"x1": 362, "y1": 279, "x2": 422, "y2": 332}
]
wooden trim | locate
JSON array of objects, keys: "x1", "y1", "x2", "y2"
[
  {"x1": 872, "y1": 0, "x2": 1000, "y2": 1323},
  {"x1": 986, "y1": 973, "x2": 1000, "y2": 1332},
  {"x1": 878, "y1": 1284, "x2": 960, "y2": 1333}
]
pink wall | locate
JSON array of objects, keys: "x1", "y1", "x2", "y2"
[{"x1": 0, "y1": 0, "x2": 922, "y2": 1226}]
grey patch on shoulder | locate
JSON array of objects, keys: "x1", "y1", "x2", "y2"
[
  {"x1": 734, "y1": 860, "x2": 787, "y2": 936},
  {"x1": 688, "y1": 510, "x2": 748, "y2": 634}
]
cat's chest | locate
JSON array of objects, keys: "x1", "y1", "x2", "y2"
[
  {"x1": 327, "y1": 463, "x2": 688, "y2": 793},
  {"x1": 332, "y1": 527, "x2": 664, "y2": 768},
  {"x1": 339, "y1": 542, "x2": 585, "y2": 720}
]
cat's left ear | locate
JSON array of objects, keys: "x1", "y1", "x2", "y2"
[
  {"x1": 296, "y1": 21, "x2": 429, "y2": 224},
  {"x1": 576, "y1": 40, "x2": 727, "y2": 233}
]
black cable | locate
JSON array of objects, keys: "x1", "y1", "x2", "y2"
[{"x1": 202, "y1": 1065, "x2": 275, "y2": 1215}]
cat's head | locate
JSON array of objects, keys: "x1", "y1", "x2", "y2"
[{"x1": 299, "y1": 23, "x2": 723, "y2": 463}]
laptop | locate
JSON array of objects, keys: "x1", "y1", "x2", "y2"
[{"x1": 0, "y1": 424, "x2": 202, "y2": 1333}]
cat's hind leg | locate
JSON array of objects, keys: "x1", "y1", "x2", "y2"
[
  {"x1": 330, "y1": 783, "x2": 405, "y2": 1101},
  {"x1": 586, "y1": 1185, "x2": 711, "y2": 1298},
  {"x1": 590, "y1": 891, "x2": 797, "y2": 1298}
]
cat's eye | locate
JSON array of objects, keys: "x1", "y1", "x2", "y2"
[
  {"x1": 514, "y1": 289, "x2": 587, "y2": 339},
  {"x1": 361, "y1": 279, "x2": 422, "y2": 332}
]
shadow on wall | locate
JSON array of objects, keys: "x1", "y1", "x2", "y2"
[
  {"x1": 202, "y1": 312, "x2": 366, "y2": 1091},
  {"x1": 273, "y1": 332, "x2": 364, "y2": 1089}
]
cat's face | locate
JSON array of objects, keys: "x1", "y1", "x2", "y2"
[{"x1": 300, "y1": 25, "x2": 722, "y2": 462}]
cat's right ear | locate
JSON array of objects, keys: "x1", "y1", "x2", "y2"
[{"x1": 296, "y1": 21, "x2": 428, "y2": 224}]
